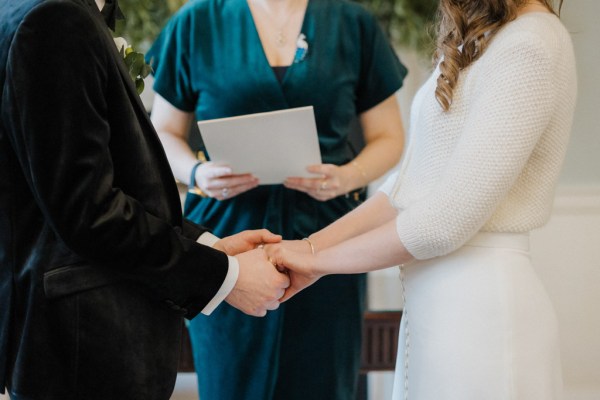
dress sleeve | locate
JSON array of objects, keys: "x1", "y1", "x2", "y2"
[
  {"x1": 146, "y1": 7, "x2": 197, "y2": 112},
  {"x1": 395, "y1": 32, "x2": 558, "y2": 260},
  {"x1": 355, "y1": 12, "x2": 408, "y2": 113}
]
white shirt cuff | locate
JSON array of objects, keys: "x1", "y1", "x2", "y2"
[
  {"x1": 197, "y1": 232, "x2": 239, "y2": 315},
  {"x1": 200, "y1": 255, "x2": 239, "y2": 315},
  {"x1": 198, "y1": 231, "x2": 220, "y2": 247}
]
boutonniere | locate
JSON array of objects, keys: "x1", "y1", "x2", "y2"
[{"x1": 113, "y1": 37, "x2": 152, "y2": 95}]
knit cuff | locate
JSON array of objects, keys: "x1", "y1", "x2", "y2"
[{"x1": 395, "y1": 210, "x2": 437, "y2": 261}]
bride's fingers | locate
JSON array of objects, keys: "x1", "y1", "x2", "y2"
[{"x1": 280, "y1": 287, "x2": 299, "y2": 303}]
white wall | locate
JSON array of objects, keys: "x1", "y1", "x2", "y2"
[
  {"x1": 532, "y1": 186, "x2": 600, "y2": 399},
  {"x1": 557, "y1": 0, "x2": 600, "y2": 186}
]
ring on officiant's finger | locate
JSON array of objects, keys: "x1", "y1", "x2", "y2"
[
  {"x1": 221, "y1": 187, "x2": 229, "y2": 198},
  {"x1": 319, "y1": 180, "x2": 328, "y2": 191}
]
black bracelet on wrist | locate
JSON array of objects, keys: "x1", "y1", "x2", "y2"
[{"x1": 188, "y1": 160, "x2": 207, "y2": 197}]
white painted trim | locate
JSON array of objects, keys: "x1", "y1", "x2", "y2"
[
  {"x1": 553, "y1": 185, "x2": 600, "y2": 213},
  {"x1": 565, "y1": 387, "x2": 600, "y2": 400}
]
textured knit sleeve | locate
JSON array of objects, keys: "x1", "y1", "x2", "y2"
[
  {"x1": 396, "y1": 32, "x2": 559, "y2": 260},
  {"x1": 146, "y1": 5, "x2": 197, "y2": 112}
]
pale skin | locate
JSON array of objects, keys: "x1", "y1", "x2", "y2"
[
  {"x1": 265, "y1": 192, "x2": 412, "y2": 301},
  {"x1": 215, "y1": 229, "x2": 290, "y2": 316},
  {"x1": 265, "y1": 0, "x2": 553, "y2": 302}
]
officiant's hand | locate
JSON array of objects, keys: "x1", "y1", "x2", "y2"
[
  {"x1": 284, "y1": 163, "x2": 356, "y2": 201},
  {"x1": 215, "y1": 229, "x2": 282, "y2": 256},
  {"x1": 265, "y1": 243, "x2": 323, "y2": 302},
  {"x1": 195, "y1": 162, "x2": 259, "y2": 200}
]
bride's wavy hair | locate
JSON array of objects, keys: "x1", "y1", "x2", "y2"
[{"x1": 433, "y1": 0, "x2": 563, "y2": 111}]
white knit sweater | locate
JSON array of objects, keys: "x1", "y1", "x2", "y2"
[{"x1": 380, "y1": 12, "x2": 577, "y2": 260}]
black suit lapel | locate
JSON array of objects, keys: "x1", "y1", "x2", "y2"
[
  {"x1": 99, "y1": 29, "x2": 152, "y2": 116},
  {"x1": 81, "y1": 0, "x2": 152, "y2": 117},
  {"x1": 81, "y1": 1, "x2": 183, "y2": 218},
  {"x1": 84, "y1": 0, "x2": 158, "y2": 148}
]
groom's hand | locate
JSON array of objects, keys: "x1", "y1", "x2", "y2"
[
  {"x1": 215, "y1": 229, "x2": 282, "y2": 256},
  {"x1": 225, "y1": 248, "x2": 290, "y2": 317}
]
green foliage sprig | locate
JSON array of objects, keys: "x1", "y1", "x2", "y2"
[
  {"x1": 114, "y1": 38, "x2": 153, "y2": 94},
  {"x1": 123, "y1": 48, "x2": 153, "y2": 95},
  {"x1": 356, "y1": 0, "x2": 439, "y2": 57},
  {"x1": 115, "y1": 0, "x2": 187, "y2": 52}
]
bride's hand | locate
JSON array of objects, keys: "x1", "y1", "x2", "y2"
[{"x1": 265, "y1": 243, "x2": 323, "y2": 301}]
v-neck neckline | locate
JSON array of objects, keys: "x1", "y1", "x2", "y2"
[
  {"x1": 241, "y1": 0, "x2": 313, "y2": 108},
  {"x1": 244, "y1": 0, "x2": 311, "y2": 75}
]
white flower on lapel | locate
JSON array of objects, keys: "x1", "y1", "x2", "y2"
[
  {"x1": 113, "y1": 37, "x2": 129, "y2": 55},
  {"x1": 111, "y1": 36, "x2": 152, "y2": 95}
]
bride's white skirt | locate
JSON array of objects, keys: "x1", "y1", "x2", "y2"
[{"x1": 392, "y1": 232, "x2": 563, "y2": 400}]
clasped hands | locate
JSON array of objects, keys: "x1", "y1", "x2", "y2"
[{"x1": 215, "y1": 229, "x2": 320, "y2": 317}]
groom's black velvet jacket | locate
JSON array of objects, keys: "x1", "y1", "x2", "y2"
[{"x1": 0, "y1": 0, "x2": 229, "y2": 396}]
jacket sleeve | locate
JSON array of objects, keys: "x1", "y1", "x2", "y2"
[{"x1": 3, "y1": 1, "x2": 226, "y2": 317}]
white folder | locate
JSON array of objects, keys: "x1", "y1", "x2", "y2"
[{"x1": 197, "y1": 106, "x2": 322, "y2": 185}]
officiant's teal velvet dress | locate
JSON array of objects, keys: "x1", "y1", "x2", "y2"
[{"x1": 148, "y1": 0, "x2": 407, "y2": 398}]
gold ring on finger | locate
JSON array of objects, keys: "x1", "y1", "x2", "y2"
[{"x1": 320, "y1": 180, "x2": 328, "y2": 191}]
